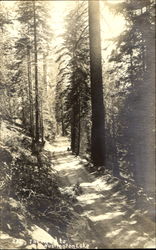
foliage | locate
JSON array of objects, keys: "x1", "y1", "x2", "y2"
[
  {"x1": 0, "y1": 1, "x2": 57, "y2": 143},
  {"x1": 55, "y1": 1, "x2": 91, "y2": 156},
  {"x1": 104, "y1": 0, "x2": 155, "y2": 191}
]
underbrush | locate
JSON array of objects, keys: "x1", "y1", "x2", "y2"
[
  {"x1": 0, "y1": 120, "x2": 77, "y2": 241},
  {"x1": 10, "y1": 149, "x2": 76, "y2": 239}
]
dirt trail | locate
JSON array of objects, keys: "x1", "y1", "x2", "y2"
[{"x1": 45, "y1": 137, "x2": 156, "y2": 249}]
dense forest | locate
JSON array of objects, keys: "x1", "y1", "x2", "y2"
[{"x1": 0, "y1": 0, "x2": 155, "y2": 249}]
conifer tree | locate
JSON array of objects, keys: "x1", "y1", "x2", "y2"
[
  {"x1": 15, "y1": 0, "x2": 53, "y2": 147},
  {"x1": 105, "y1": 0, "x2": 155, "y2": 190},
  {"x1": 55, "y1": 1, "x2": 91, "y2": 156}
]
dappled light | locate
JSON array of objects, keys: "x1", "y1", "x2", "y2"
[
  {"x1": 105, "y1": 228, "x2": 123, "y2": 238},
  {"x1": 89, "y1": 211, "x2": 125, "y2": 222},
  {"x1": 77, "y1": 193, "x2": 103, "y2": 205}
]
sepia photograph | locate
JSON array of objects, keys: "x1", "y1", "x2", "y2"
[{"x1": 0, "y1": 0, "x2": 155, "y2": 249}]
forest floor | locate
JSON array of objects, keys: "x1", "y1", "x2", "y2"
[
  {"x1": 0, "y1": 120, "x2": 155, "y2": 249},
  {"x1": 45, "y1": 136, "x2": 156, "y2": 249}
]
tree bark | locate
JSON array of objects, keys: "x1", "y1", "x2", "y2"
[
  {"x1": 88, "y1": 0, "x2": 105, "y2": 166},
  {"x1": 60, "y1": 100, "x2": 65, "y2": 136},
  {"x1": 71, "y1": 105, "x2": 77, "y2": 153},
  {"x1": 27, "y1": 46, "x2": 34, "y2": 139},
  {"x1": 112, "y1": 113, "x2": 120, "y2": 177},
  {"x1": 33, "y1": 0, "x2": 40, "y2": 143},
  {"x1": 76, "y1": 88, "x2": 81, "y2": 156}
]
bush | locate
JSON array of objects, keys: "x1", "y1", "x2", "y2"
[
  {"x1": 0, "y1": 147, "x2": 13, "y2": 196},
  {"x1": 11, "y1": 151, "x2": 59, "y2": 200}
]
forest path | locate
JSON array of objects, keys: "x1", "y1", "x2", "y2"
[{"x1": 45, "y1": 137, "x2": 155, "y2": 249}]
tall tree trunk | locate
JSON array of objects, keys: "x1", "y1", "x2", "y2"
[
  {"x1": 40, "y1": 52, "x2": 48, "y2": 144},
  {"x1": 43, "y1": 52, "x2": 48, "y2": 93},
  {"x1": 71, "y1": 106, "x2": 76, "y2": 153},
  {"x1": 76, "y1": 89, "x2": 81, "y2": 156},
  {"x1": 88, "y1": 0, "x2": 105, "y2": 167},
  {"x1": 21, "y1": 86, "x2": 26, "y2": 128},
  {"x1": 60, "y1": 100, "x2": 65, "y2": 136},
  {"x1": 112, "y1": 113, "x2": 120, "y2": 177},
  {"x1": 33, "y1": 0, "x2": 40, "y2": 143},
  {"x1": 27, "y1": 46, "x2": 34, "y2": 139},
  {"x1": 40, "y1": 97, "x2": 44, "y2": 143}
]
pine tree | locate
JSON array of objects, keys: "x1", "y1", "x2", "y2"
[
  {"x1": 105, "y1": 0, "x2": 155, "y2": 191},
  {"x1": 55, "y1": 1, "x2": 91, "y2": 156},
  {"x1": 0, "y1": 2, "x2": 15, "y2": 122},
  {"x1": 15, "y1": 0, "x2": 53, "y2": 147}
]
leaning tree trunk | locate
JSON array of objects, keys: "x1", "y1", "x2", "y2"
[{"x1": 88, "y1": 0, "x2": 105, "y2": 167}]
